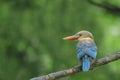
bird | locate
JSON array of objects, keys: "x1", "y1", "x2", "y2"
[{"x1": 63, "y1": 30, "x2": 97, "y2": 71}]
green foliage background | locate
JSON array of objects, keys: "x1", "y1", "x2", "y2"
[{"x1": 0, "y1": 0, "x2": 120, "y2": 80}]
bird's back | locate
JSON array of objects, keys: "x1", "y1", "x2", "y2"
[{"x1": 77, "y1": 38, "x2": 97, "y2": 59}]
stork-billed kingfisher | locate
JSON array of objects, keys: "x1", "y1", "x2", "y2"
[{"x1": 63, "y1": 30, "x2": 97, "y2": 71}]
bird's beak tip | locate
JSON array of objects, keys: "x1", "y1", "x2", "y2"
[
  {"x1": 63, "y1": 35, "x2": 78, "y2": 40},
  {"x1": 63, "y1": 37, "x2": 70, "y2": 40},
  {"x1": 62, "y1": 37, "x2": 67, "y2": 40}
]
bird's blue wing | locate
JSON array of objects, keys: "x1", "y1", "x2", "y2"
[
  {"x1": 77, "y1": 44, "x2": 84, "y2": 59},
  {"x1": 77, "y1": 42, "x2": 97, "y2": 59},
  {"x1": 86, "y1": 43, "x2": 97, "y2": 58}
]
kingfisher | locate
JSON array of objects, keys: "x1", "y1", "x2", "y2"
[{"x1": 63, "y1": 30, "x2": 97, "y2": 71}]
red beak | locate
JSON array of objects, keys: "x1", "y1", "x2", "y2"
[{"x1": 63, "y1": 35, "x2": 79, "y2": 40}]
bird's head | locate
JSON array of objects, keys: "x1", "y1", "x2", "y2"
[{"x1": 63, "y1": 30, "x2": 94, "y2": 41}]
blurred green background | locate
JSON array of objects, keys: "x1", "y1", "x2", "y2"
[{"x1": 0, "y1": 0, "x2": 120, "y2": 80}]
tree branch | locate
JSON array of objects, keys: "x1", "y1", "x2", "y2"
[
  {"x1": 30, "y1": 52, "x2": 120, "y2": 80},
  {"x1": 87, "y1": 0, "x2": 120, "y2": 15}
]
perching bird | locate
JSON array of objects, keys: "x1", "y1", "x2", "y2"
[{"x1": 63, "y1": 30, "x2": 97, "y2": 71}]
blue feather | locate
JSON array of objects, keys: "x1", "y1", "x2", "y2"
[
  {"x1": 77, "y1": 40, "x2": 97, "y2": 59},
  {"x1": 87, "y1": 44, "x2": 97, "y2": 58},
  {"x1": 77, "y1": 39, "x2": 97, "y2": 71},
  {"x1": 82, "y1": 55, "x2": 90, "y2": 71}
]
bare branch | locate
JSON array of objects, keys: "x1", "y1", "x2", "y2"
[
  {"x1": 30, "y1": 52, "x2": 120, "y2": 80},
  {"x1": 87, "y1": 0, "x2": 120, "y2": 15}
]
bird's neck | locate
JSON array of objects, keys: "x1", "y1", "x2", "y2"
[{"x1": 78, "y1": 37, "x2": 93, "y2": 41}]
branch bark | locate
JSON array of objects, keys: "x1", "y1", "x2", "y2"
[
  {"x1": 30, "y1": 52, "x2": 120, "y2": 80},
  {"x1": 87, "y1": 0, "x2": 120, "y2": 15}
]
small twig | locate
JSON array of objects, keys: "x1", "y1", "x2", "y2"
[{"x1": 30, "y1": 52, "x2": 120, "y2": 80}]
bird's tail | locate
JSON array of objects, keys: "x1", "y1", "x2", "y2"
[{"x1": 82, "y1": 55, "x2": 90, "y2": 71}]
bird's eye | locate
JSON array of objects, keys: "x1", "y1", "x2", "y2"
[{"x1": 79, "y1": 34, "x2": 82, "y2": 36}]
